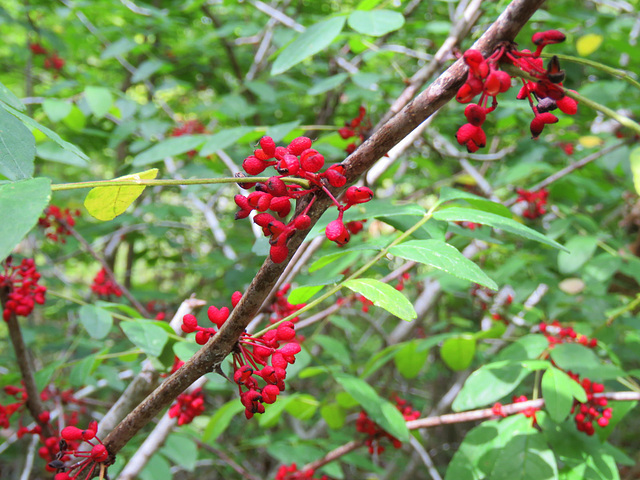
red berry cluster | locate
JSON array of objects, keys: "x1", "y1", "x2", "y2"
[
  {"x1": 181, "y1": 292, "x2": 302, "y2": 419},
  {"x1": 29, "y1": 43, "x2": 65, "y2": 71},
  {"x1": 539, "y1": 321, "x2": 598, "y2": 349},
  {"x1": 168, "y1": 387, "x2": 206, "y2": 425},
  {"x1": 90, "y1": 268, "x2": 122, "y2": 298},
  {"x1": 355, "y1": 396, "x2": 420, "y2": 454},
  {"x1": 516, "y1": 188, "x2": 549, "y2": 219},
  {"x1": 456, "y1": 30, "x2": 577, "y2": 152},
  {"x1": 234, "y1": 135, "x2": 373, "y2": 263},
  {"x1": 338, "y1": 106, "x2": 370, "y2": 154},
  {"x1": 38, "y1": 205, "x2": 80, "y2": 243},
  {"x1": 569, "y1": 374, "x2": 611, "y2": 435},
  {"x1": 51, "y1": 422, "x2": 110, "y2": 480},
  {"x1": 269, "y1": 284, "x2": 305, "y2": 330},
  {"x1": 275, "y1": 463, "x2": 329, "y2": 480},
  {"x1": 171, "y1": 120, "x2": 207, "y2": 157},
  {"x1": 1, "y1": 257, "x2": 46, "y2": 321}
]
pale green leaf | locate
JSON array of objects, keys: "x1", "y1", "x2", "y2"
[{"x1": 348, "y1": 10, "x2": 405, "y2": 36}]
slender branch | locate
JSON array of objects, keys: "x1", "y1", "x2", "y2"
[
  {"x1": 98, "y1": 297, "x2": 205, "y2": 434},
  {"x1": 51, "y1": 176, "x2": 310, "y2": 192},
  {"x1": 100, "y1": 0, "x2": 548, "y2": 457},
  {"x1": 63, "y1": 223, "x2": 150, "y2": 317},
  {"x1": 301, "y1": 391, "x2": 640, "y2": 473},
  {"x1": 540, "y1": 52, "x2": 640, "y2": 91},
  {"x1": 504, "y1": 140, "x2": 629, "y2": 206},
  {"x1": 1, "y1": 292, "x2": 54, "y2": 438},
  {"x1": 195, "y1": 441, "x2": 262, "y2": 480}
]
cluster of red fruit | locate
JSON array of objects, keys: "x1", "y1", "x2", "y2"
[
  {"x1": 146, "y1": 300, "x2": 168, "y2": 320},
  {"x1": 50, "y1": 422, "x2": 109, "y2": 480},
  {"x1": 1, "y1": 383, "x2": 87, "y2": 471},
  {"x1": 29, "y1": 43, "x2": 65, "y2": 70},
  {"x1": 181, "y1": 291, "x2": 302, "y2": 419},
  {"x1": 569, "y1": 374, "x2": 611, "y2": 435},
  {"x1": 338, "y1": 106, "x2": 369, "y2": 154},
  {"x1": 355, "y1": 396, "x2": 420, "y2": 454},
  {"x1": 456, "y1": 30, "x2": 577, "y2": 152},
  {"x1": 38, "y1": 205, "x2": 80, "y2": 243},
  {"x1": 1, "y1": 257, "x2": 46, "y2": 321},
  {"x1": 516, "y1": 188, "x2": 549, "y2": 219},
  {"x1": 269, "y1": 283, "x2": 306, "y2": 326},
  {"x1": 275, "y1": 463, "x2": 329, "y2": 480},
  {"x1": 235, "y1": 135, "x2": 373, "y2": 263},
  {"x1": 90, "y1": 268, "x2": 122, "y2": 298},
  {"x1": 168, "y1": 387, "x2": 206, "y2": 426},
  {"x1": 170, "y1": 120, "x2": 207, "y2": 157},
  {"x1": 539, "y1": 321, "x2": 598, "y2": 349}
]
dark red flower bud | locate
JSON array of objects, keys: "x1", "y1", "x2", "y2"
[
  {"x1": 259, "y1": 136, "x2": 276, "y2": 157},
  {"x1": 326, "y1": 219, "x2": 350, "y2": 246},
  {"x1": 464, "y1": 104, "x2": 486, "y2": 126},
  {"x1": 270, "y1": 245, "x2": 289, "y2": 263}
]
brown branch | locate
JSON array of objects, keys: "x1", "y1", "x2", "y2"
[
  {"x1": 1, "y1": 291, "x2": 54, "y2": 438},
  {"x1": 63, "y1": 222, "x2": 151, "y2": 318},
  {"x1": 101, "y1": 0, "x2": 548, "y2": 458}
]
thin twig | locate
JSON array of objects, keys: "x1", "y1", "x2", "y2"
[{"x1": 64, "y1": 223, "x2": 150, "y2": 317}]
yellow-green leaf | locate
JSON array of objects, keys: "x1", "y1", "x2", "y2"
[
  {"x1": 84, "y1": 168, "x2": 158, "y2": 221},
  {"x1": 576, "y1": 34, "x2": 603, "y2": 57},
  {"x1": 630, "y1": 147, "x2": 640, "y2": 196}
]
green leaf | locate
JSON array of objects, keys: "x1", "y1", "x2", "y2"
[
  {"x1": 334, "y1": 373, "x2": 409, "y2": 442},
  {"x1": 0, "y1": 178, "x2": 51, "y2": 261},
  {"x1": 132, "y1": 59, "x2": 165, "y2": 83},
  {"x1": 70, "y1": 355, "x2": 96, "y2": 387},
  {"x1": 120, "y1": 319, "x2": 169, "y2": 357},
  {"x1": 348, "y1": 10, "x2": 405, "y2": 36},
  {"x1": 78, "y1": 305, "x2": 113, "y2": 340},
  {"x1": 433, "y1": 207, "x2": 567, "y2": 251},
  {"x1": 140, "y1": 454, "x2": 171, "y2": 480},
  {"x1": 271, "y1": 16, "x2": 347, "y2": 75},
  {"x1": 445, "y1": 416, "x2": 527, "y2": 480},
  {"x1": 496, "y1": 334, "x2": 548, "y2": 362},
  {"x1": 285, "y1": 394, "x2": 319, "y2": 420},
  {"x1": 557, "y1": 235, "x2": 598, "y2": 274},
  {"x1": 42, "y1": 99, "x2": 72, "y2": 122},
  {"x1": 265, "y1": 120, "x2": 301, "y2": 142},
  {"x1": 287, "y1": 285, "x2": 324, "y2": 304},
  {"x1": 36, "y1": 141, "x2": 88, "y2": 167},
  {"x1": 549, "y1": 343, "x2": 624, "y2": 381},
  {"x1": 199, "y1": 127, "x2": 254, "y2": 157},
  {"x1": 441, "y1": 335, "x2": 476, "y2": 371},
  {"x1": 394, "y1": 340, "x2": 428, "y2": 379},
  {"x1": 343, "y1": 278, "x2": 416, "y2": 321},
  {"x1": 490, "y1": 428, "x2": 558, "y2": 480},
  {"x1": 1, "y1": 103, "x2": 88, "y2": 160},
  {"x1": 453, "y1": 361, "x2": 531, "y2": 411},
  {"x1": 259, "y1": 394, "x2": 298, "y2": 428},
  {"x1": 203, "y1": 400, "x2": 244, "y2": 442},
  {"x1": 84, "y1": 168, "x2": 158, "y2": 221},
  {"x1": 629, "y1": 146, "x2": 640, "y2": 196},
  {"x1": 132, "y1": 135, "x2": 206, "y2": 166},
  {"x1": 62, "y1": 105, "x2": 86, "y2": 132},
  {"x1": 101, "y1": 37, "x2": 137, "y2": 60},
  {"x1": 308, "y1": 73, "x2": 349, "y2": 95},
  {"x1": 541, "y1": 367, "x2": 577, "y2": 422},
  {"x1": 389, "y1": 239, "x2": 498, "y2": 290},
  {"x1": 173, "y1": 342, "x2": 200, "y2": 362},
  {"x1": 0, "y1": 106, "x2": 35, "y2": 180},
  {"x1": 321, "y1": 403, "x2": 346, "y2": 429},
  {"x1": 315, "y1": 334, "x2": 352, "y2": 366},
  {"x1": 85, "y1": 87, "x2": 114, "y2": 118},
  {"x1": 161, "y1": 435, "x2": 198, "y2": 472},
  {"x1": 0, "y1": 80, "x2": 25, "y2": 111}
]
